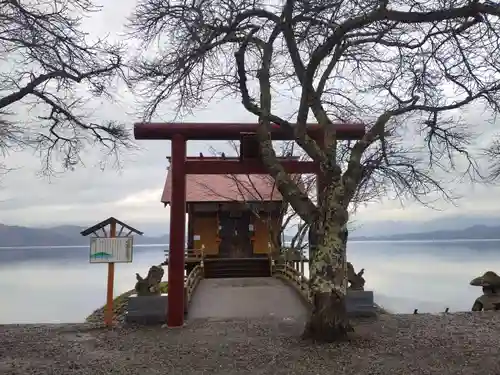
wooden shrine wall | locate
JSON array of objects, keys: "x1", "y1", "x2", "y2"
[{"x1": 188, "y1": 202, "x2": 282, "y2": 256}]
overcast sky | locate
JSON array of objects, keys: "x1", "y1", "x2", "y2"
[{"x1": 1, "y1": 0, "x2": 500, "y2": 234}]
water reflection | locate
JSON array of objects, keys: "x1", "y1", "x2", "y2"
[
  {"x1": 348, "y1": 240, "x2": 500, "y2": 313},
  {"x1": 0, "y1": 246, "x2": 166, "y2": 324},
  {"x1": 0, "y1": 241, "x2": 498, "y2": 323}
]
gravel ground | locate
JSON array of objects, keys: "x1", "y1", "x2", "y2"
[{"x1": 1, "y1": 312, "x2": 499, "y2": 375}]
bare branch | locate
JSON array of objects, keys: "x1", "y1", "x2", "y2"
[{"x1": 0, "y1": 0, "x2": 133, "y2": 175}]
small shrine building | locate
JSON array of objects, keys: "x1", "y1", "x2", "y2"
[{"x1": 162, "y1": 156, "x2": 292, "y2": 259}]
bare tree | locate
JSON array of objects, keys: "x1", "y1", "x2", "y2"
[
  {"x1": 128, "y1": 0, "x2": 500, "y2": 341},
  {"x1": 0, "y1": 0, "x2": 133, "y2": 175}
]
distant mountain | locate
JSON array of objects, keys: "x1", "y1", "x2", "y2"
[
  {"x1": 350, "y1": 214, "x2": 500, "y2": 238},
  {"x1": 350, "y1": 224, "x2": 500, "y2": 241},
  {"x1": 3, "y1": 219, "x2": 500, "y2": 247},
  {"x1": 0, "y1": 224, "x2": 169, "y2": 247}
]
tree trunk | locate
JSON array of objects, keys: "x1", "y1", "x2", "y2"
[
  {"x1": 303, "y1": 194, "x2": 352, "y2": 342},
  {"x1": 303, "y1": 288, "x2": 352, "y2": 342}
]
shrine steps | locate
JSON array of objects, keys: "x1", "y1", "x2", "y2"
[{"x1": 203, "y1": 258, "x2": 271, "y2": 278}]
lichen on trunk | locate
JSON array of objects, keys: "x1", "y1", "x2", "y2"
[{"x1": 304, "y1": 181, "x2": 352, "y2": 342}]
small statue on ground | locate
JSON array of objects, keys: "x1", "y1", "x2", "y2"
[
  {"x1": 347, "y1": 262, "x2": 365, "y2": 291},
  {"x1": 135, "y1": 265, "x2": 165, "y2": 296},
  {"x1": 470, "y1": 271, "x2": 500, "y2": 311}
]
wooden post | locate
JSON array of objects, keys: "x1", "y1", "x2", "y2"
[
  {"x1": 104, "y1": 221, "x2": 117, "y2": 327},
  {"x1": 168, "y1": 134, "x2": 187, "y2": 327},
  {"x1": 81, "y1": 217, "x2": 142, "y2": 328}
]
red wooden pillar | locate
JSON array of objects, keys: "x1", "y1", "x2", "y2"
[{"x1": 168, "y1": 134, "x2": 187, "y2": 327}]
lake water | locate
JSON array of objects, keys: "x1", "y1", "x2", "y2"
[{"x1": 0, "y1": 240, "x2": 498, "y2": 324}]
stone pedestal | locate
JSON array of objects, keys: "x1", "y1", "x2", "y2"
[
  {"x1": 125, "y1": 294, "x2": 169, "y2": 325},
  {"x1": 346, "y1": 290, "x2": 376, "y2": 318}
]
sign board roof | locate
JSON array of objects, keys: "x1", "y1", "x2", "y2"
[{"x1": 81, "y1": 217, "x2": 143, "y2": 237}]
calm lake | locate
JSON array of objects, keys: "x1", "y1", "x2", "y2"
[{"x1": 0, "y1": 240, "x2": 498, "y2": 324}]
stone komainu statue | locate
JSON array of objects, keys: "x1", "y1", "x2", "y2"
[
  {"x1": 135, "y1": 265, "x2": 165, "y2": 296},
  {"x1": 347, "y1": 262, "x2": 365, "y2": 290},
  {"x1": 470, "y1": 271, "x2": 500, "y2": 312}
]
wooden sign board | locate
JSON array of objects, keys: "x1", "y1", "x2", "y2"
[{"x1": 89, "y1": 237, "x2": 134, "y2": 263}]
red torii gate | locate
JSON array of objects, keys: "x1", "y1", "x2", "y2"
[{"x1": 134, "y1": 122, "x2": 365, "y2": 327}]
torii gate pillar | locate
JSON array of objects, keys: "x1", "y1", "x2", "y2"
[{"x1": 168, "y1": 134, "x2": 186, "y2": 327}]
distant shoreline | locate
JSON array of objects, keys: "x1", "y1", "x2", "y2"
[
  {"x1": 2, "y1": 238, "x2": 500, "y2": 249},
  {"x1": 0, "y1": 243, "x2": 169, "y2": 250}
]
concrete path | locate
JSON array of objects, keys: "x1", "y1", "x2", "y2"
[{"x1": 188, "y1": 277, "x2": 309, "y2": 320}]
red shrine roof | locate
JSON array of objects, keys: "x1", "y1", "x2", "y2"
[{"x1": 161, "y1": 157, "x2": 304, "y2": 204}]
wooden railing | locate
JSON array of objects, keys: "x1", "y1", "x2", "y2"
[
  {"x1": 185, "y1": 248, "x2": 204, "y2": 259},
  {"x1": 272, "y1": 262, "x2": 312, "y2": 305},
  {"x1": 184, "y1": 263, "x2": 204, "y2": 312},
  {"x1": 274, "y1": 262, "x2": 383, "y2": 318},
  {"x1": 163, "y1": 247, "x2": 206, "y2": 259}
]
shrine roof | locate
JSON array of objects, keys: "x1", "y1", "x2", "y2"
[{"x1": 161, "y1": 157, "x2": 305, "y2": 204}]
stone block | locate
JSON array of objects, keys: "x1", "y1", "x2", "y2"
[
  {"x1": 125, "y1": 294, "x2": 168, "y2": 325},
  {"x1": 346, "y1": 290, "x2": 376, "y2": 318}
]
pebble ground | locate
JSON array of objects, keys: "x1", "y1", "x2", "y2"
[{"x1": 1, "y1": 312, "x2": 499, "y2": 375}]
